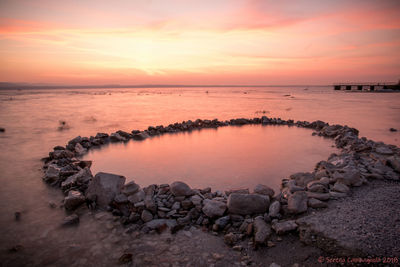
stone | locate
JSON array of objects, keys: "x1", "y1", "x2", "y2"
[
  {"x1": 64, "y1": 190, "x2": 85, "y2": 210},
  {"x1": 85, "y1": 172, "x2": 126, "y2": 208},
  {"x1": 375, "y1": 146, "x2": 394, "y2": 155},
  {"x1": 190, "y1": 195, "x2": 202, "y2": 206},
  {"x1": 171, "y1": 202, "x2": 181, "y2": 210},
  {"x1": 332, "y1": 182, "x2": 350, "y2": 194},
  {"x1": 132, "y1": 132, "x2": 150, "y2": 140},
  {"x1": 114, "y1": 194, "x2": 128, "y2": 204},
  {"x1": 202, "y1": 199, "x2": 227, "y2": 218},
  {"x1": 290, "y1": 172, "x2": 315, "y2": 187},
  {"x1": 307, "y1": 184, "x2": 327, "y2": 193},
  {"x1": 288, "y1": 191, "x2": 308, "y2": 214},
  {"x1": 62, "y1": 214, "x2": 79, "y2": 226},
  {"x1": 74, "y1": 143, "x2": 87, "y2": 156},
  {"x1": 141, "y1": 210, "x2": 153, "y2": 222},
  {"x1": 215, "y1": 216, "x2": 230, "y2": 230},
  {"x1": 305, "y1": 192, "x2": 330, "y2": 201},
  {"x1": 329, "y1": 191, "x2": 348, "y2": 199},
  {"x1": 269, "y1": 263, "x2": 281, "y2": 267},
  {"x1": 387, "y1": 157, "x2": 400, "y2": 173},
  {"x1": 146, "y1": 219, "x2": 177, "y2": 231},
  {"x1": 170, "y1": 181, "x2": 193, "y2": 196},
  {"x1": 227, "y1": 193, "x2": 270, "y2": 215},
  {"x1": 116, "y1": 130, "x2": 132, "y2": 139},
  {"x1": 225, "y1": 188, "x2": 249, "y2": 196},
  {"x1": 268, "y1": 201, "x2": 281, "y2": 218},
  {"x1": 253, "y1": 217, "x2": 271, "y2": 245},
  {"x1": 127, "y1": 189, "x2": 145, "y2": 203},
  {"x1": 307, "y1": 198, "x2": 328, "y2": 208},
  {"x1": 224, "y1": 232, "x2": 240, "y2": 246},
  {"x1": 121, "y1": 181, "x2": 140, "y2": 196},
  {"x1": 145, "y1": 196, "x2": 157, "y2": 213},
  {"x1": 110, "y1": 132, "x2": 126, "y2": 142},
  {"x1": 253, "y1": 184, "x2": 275, "y2": 197},
  {"x1": 181, "y1": 199, "x2": 193, "y2": 210},
  {"x1": 337, "y1": 170, "x2": 361, "y2": 186},
  {"x1": 61, "y1": 167, "x2": 93, "y2": 190},
  {"x1": 272, "y1": 220, "x2": 298, "y2": 235},
  {"x1": 43, "y1": 164, "x2": 61, "y2": 182}
]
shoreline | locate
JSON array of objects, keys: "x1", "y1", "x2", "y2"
[{"x1": 41, "y1": 116, "x2": 400, "y2": 264}]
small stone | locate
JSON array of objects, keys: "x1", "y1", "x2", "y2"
[
  {"x1": 62, "y1": 214, "x2": 79, "y2": 226},
  {"x1": 127, "y1": 189, "x2": 145, "y2": 204},
  {"x1": 232, "y1": 245, "x2": 243, "y2": 251},
  {"x1": 114, "y1": 194, "x2": 128, "y2": 204},
  {"x1": 267, "y1": 241, "x2": 276, "y2": 247},
  {"x1": 212, "y1": 253, "x2": 224, "y2": 260},
  {"x1": 332, "y1": 182, "x2": 350, "y2": 193},
  {"x1": 122, "y1": 181, "x2": 140, "y2": 196},
  {"x1": 141, "y1": 210, "x2": 153, "y2": 223},
  {"x1": 64, "y1": 190, "x2": 86, "y2": 210},
  {"x1": 307, "y1": 198, "x2": 328, "y2": 208},
  {"x1": 272, "y1": 220, "x2": 297, "y2": 235},
  {"x1": 224, "y1": 232, "x2": 239, "y2": 246},
  {"x1": 215, "y1": 216, "x2": 230, "y2": 230},
  {"x1": 268, "y1": 201, "x2": 281, "y2": 218},
  {"x1": 253, "y1": 217, "x2": 271, "y2": 245},
  {"x1": 288, "y1": 191, "x2": 308, "y2": 214},
  {"x1": 202, "y1": 199, "x2": 227, "y2": 218},
  {"x1": 14, "y1": 212, "x2": 21, "y2": 221}
]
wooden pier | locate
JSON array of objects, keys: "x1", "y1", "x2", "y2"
[{"x1": 333, "y1": 82, "x2": 400, "y2": 91}]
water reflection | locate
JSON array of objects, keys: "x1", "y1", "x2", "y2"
[{"x1": 84, "y1": 125, "x2": 338, "y2": 192}]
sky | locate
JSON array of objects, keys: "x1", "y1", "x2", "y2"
[{"x1": 0, "y1": 0, "x2": 399, "y2": 85}]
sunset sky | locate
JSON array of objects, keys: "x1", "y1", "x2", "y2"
[{"x1": 0, "y1": 0, "x2": 399, "y2": 85}]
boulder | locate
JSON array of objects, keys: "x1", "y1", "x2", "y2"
[
  {"x1": 170, "y1": 181, "x2": 193, "y2": 196},
  {"x1": 141, "y1": 210, "x2": 153, "y2": 222},
  {"x1": 146, "y1": 219, "x2": 177, "y2": 231},
  {"x1": 336, "y1": 170, "x2": 361, "y2": 186},
  {"x1": 86, "y1": 172, "x2": 126, "y2": 208},
  {"x1": 305, "y1": 192, "x2": 331, "y2": 201},
  {"x1": 272, "y1": 220, "x2": 297, "y2": 235},
  {"x1": 227, "y1": 193, "x2": 270, "y2": 215},
  {"x1": 121, "y1": 181, "x2": 140, "y2": 196},
  {"x1": 61, "y1": 167, "x2": 92, "y2": 190},
  {"x1": 190, "y1": 195, "x2": 203, "y2": 206},
  {"x1": 64, "y1": 190, "x2": 86, "y2": 210},
  {"x1": 132, "y1": 132, "x2": 149, "y2": 140},
  {"x1": 253, "y1": 184, "x2": 275, "y2": 197},
  {"x1": 110, "y1": 133, "x2": 127, "y2": 142},
  {"x1": 288, "y1": 191, "x2": 308, "y2": 214},
  {"x1": 387, "y1": 156, "x2": 400, "y2": 173},
  {"x1": 127, "y1": 189, "x2": 145, "y2": 204},
  {"x1": 202, "y1": 199, "x2": 227, "y2": 218},
  {"x1": 214, "y1": 216, "x2": 230, "y2": 230},
  {"x1": 43, "y1": 164, "x2": 61, "y2": 183},
  {"x1": 290, "y1": 172, "x2": 315, "y2": 187},
  {"x1": 253, "y1": 217, "x2": 271, "y2": 245},
  {"x1": 114, "y1": 194, "x2": 128, "y2": 204},
  {"x1": 74, "y1": 143, "x2": 87, "y2": 156}
]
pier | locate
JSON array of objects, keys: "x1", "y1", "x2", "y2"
[{"x1": 333, "y1": 82, "x2": 400, "y2": 91}]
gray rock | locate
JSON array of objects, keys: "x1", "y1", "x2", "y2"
[
  {"x1": 64, "y1": 190, "x2": 85, "y2": 210},
  {"x1": 387, "y1": 156, "x2": 400, "y2": 173},
  {"x1": 253, "y1": 217, "x2": 271, "y2": 245},
  {"x1": 375, "y1": 146, "x2": 394, "y2": 155},
  {"x1": 61, "y1": 167, "x2": 92, "y2": 190},
  {"x1": 268, "y1": 201, "x2": 281, "y2": 218},
  {"x1": 202, "y1": 199, "x2": 227, "y2": 218},
  {"x1": 225, "y1": 188, "x2": 249, "y2": 196},
  {"x1": 110, "y1": 132, "x2": 127, "y2": 142},
  {"x1": 227, "y1": 193, "x2": 270, "y2": 215},
  {"x1": 272, "y1": 220, "x2": 297, "y2": 235},
  {"x1": 62, "y1": 214, "x2": 79, "y2": 226},
  {"x1": 132, "y1": 132, "x2": 149, "y2": 140},
  {"x1": 336, "y1": 170, "x2": 361, "y2": 187},
  {"x1": 288, "y1": 191, "x2": 308, "y2": 214},
  {"x1": 290, "y1": 172, "x2": 315, "y2": 187},
  {"x1": 145, "y1": 196, "x2": 157, "y2": 213},
  {"x1": 171, "y1": 202, "x2": 181, "y2": 210},
  {"x1": 308, "y1": 198, "x2": 328, "y2": 208},
  {"x1": 307, "y1": 184, "x2": 327, "y2": 193},
  {"x1": 253, "y1": 184, "x2": 275, "y2": 197},
  {"x1": 329, "y1": 191, "x2": 348, "y2": 199},
  {"x1": 305, "y1": 192, "x2": 330, "y2": 201},
  {"x1": 170, "y1": 181, "x2": 193, "y2": 196},
  {"x1": 141, "y1": 210, "x2": 153, "y2": 222},
  {"x1": 122, "y1": 181, "x2": 140, "y2": 196},
  {"x1": 215, "y1": 216, "x2": 230, "y2": 230},
  {"x1": 332, "y1": 182, "x2": 350, "y2": 193},
  {"x1": 224, "y1": 232, "x2": 240, "y2": 246},
  {"x1": 146, "y1": 219, "x2": 177, "y2": 230},
  {"x1": 127, "y1": 189, "x2": 145, "y2": 204},
  {"x1": 86, "y1": 172, "x2": 126, "y2": 208}
]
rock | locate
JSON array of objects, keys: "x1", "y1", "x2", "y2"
[
  {"x1": 305, "y1": 192, "x2": 331, "y2": 201},
  {"x1": 171, "y1": 202, "x2": 181, "y2": 210},
  {"x1": 121, "y1": 181, "x2": 140, "y2": 196},
  {"x1": 307, "y1": 198, "x2": 328, "y2": 208},
  {"x1": 61, "y1": 167, "x2": 92, "y2": 190},
  {"x1": 127, "y1": 189, "x2": 145, "y2": 203},
  {"x1": 114, "y1": 194, "x2": 128, "y2": 204},
  {"x1": 170, "y1": 181, "x2": 193, "y2": 196},
  {"x1": 141, "y1": 210, "x2": 153, "y2": 222},
  {"x1": 145, "y1": 196, "x2": 157, "y2": 213},
  {"x1": 85, "y1": 172, "x2": 126, "y2": 208},
  {"x1": 224, "y1": 232, "x2": 240, "y2": 246},
  {"x1": 64, "y1": 190, "x2": 86, "y2": 210},
  {"x1": 389, "y1": 128, "x2": 397, "y2": 132},
  {"x1": 190, "y1": 195, "x2": 202, "y2": 206},
  {"x1": 14, "y1": 212, "x2": 21, "y2": 221},
  {"x1": 181, "y1": 199, "x2": 193, "y2": 210},
  {"x1": 43, "y1": 164, "x2": 61, "y2": 183},
  {"x1": 0, "y1": 127, "x2": 5, "y2": 132},
  {"x1": 253, "y1": 217, "x2": 271, "y2": 245},
  {"x1": 74, "y1": 143, "x2": 87, "y2": 156},
  {"x1": 307, "y1": 184, "x2": 327, "y2": 193},
  {"x1": 253, "y1": 184, "x2": 275, "y2": 197},
  {"x1": 225, "y1": 188, "x2": 249, "y2": 196},
  {"x1": 290, "y1": 172, "x2": 315, "y2": 187},
  {"x1": 272, "y1": 220, "x2": 298, "y2": 235},
  {"x1": 387, "y1": 156, "x2": 400, "y2": 173},
  {"x1": 375, "y1": 146, "x2": 394, "y2": 155},
  {"x1": 118, "y1": 253, "x2": 133, "y2": 264},
  {"x1": 116, "y1": 130, "x2": 132, "y2": 139},
  {"x1": 62, "y1": 214, "x2": 79, "y2": 226},
  {"x1": 110, "y1": 132, "x2": 126, "y2": 142},
  {"x1": 227, "y1": 193, "x2": 270, "y2": 215},
  {"x1": 146, "y1": 219, "x2": 177, "y2": 231},
  {"x1": 336, "y1": 170, "x2": 361, "y2": 186},
  {"x1": 288, "y1": 191, "x2": 308, "y2": 214},
  {"x1": 269, "y1": 263, "x2": 281, "y2": 267},
  {"x1": 268, "y1": 201, "x2": 281, "y2": 218},
  {"x1": 215, "y1": 216, "x2": 230, "y2": 230},
  {"x1": 202, "y1": 199, "x2": 227, "y2": 218},
  {"x1": 329, "y1": 191, "x2": 348, "y2": 199},
  {"x1": 132, "y1": 132, "x2": 149, "y2": 140},
  {"x1": 332, "y1": 182, "x2": 350, "y2": 194}
]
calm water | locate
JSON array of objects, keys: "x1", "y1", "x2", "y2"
[
  {"x1": 0, "y1": 86, "x2": 399, "y2": 265},
  {"x1": 84, "y1": 125, "x2": 337, "y2": 193}
]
